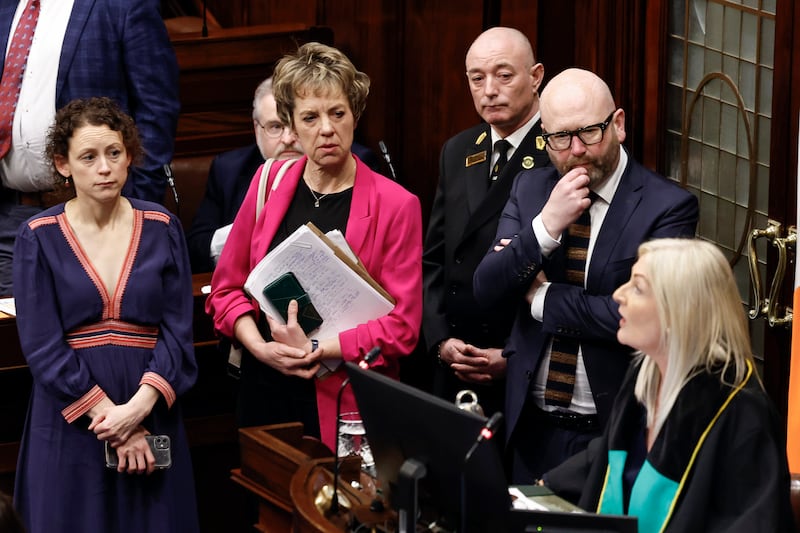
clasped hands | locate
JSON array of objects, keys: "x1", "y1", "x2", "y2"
[
  {"x1": 439, "y1": 338, "x2": 506, "y2": 384},
  {"x1": 259, "y1": 299, "x2": 323, "y2": 379},
  {"x1": 88, "y1": 392, "x2": 157, "y2": 475}
]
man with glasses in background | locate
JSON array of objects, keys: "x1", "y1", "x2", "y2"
[
  {"x1": 473, "y1": 68, "x2": 699, "y2": 483},
  {"x1": 187, "y1": 76, "x2": 379, "y2": 272}
]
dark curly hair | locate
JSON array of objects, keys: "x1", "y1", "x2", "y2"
[{"x1": 46, "y1": 97, "x2": 143, "y2": 184}]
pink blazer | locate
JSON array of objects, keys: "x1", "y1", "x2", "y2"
[{"x1": 206, "y1": 155, "x2": 423, "y2": 449}]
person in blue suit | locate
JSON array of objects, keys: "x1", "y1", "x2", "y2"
[
  {"x1": 0, "y1": 0, "x2": 179, "y2": 295},
  {"x1": 187, "y1": 76, "x2": 383, "y2": 273},
  {"x1": 473, "y1": 68, "x2": 699, "y2": 483}
]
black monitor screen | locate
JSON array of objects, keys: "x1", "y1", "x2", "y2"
[{"x1": 345, "y1": 362, "x2": 510, "y2": 531}]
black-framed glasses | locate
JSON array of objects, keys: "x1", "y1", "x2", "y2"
[
  {"x1": 538, "y1": 111, "x2": 617, "y2": 151},
  {"x1": 254, "y1": 119, "x2": 288, "y2": 139}
]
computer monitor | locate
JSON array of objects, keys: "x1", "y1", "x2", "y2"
[
  {"x1": 345, "y1": 362, "x2": 510, "y2": 532},
  {"x1": 345, "y1": 362, "x2": 639, "y2": 533},
  {"x1": 509, "y1": 509, "x2": 638, "y2": 533}
]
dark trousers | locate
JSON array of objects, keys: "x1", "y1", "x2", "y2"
[{"x1": 508, "y1": 398, "x2": 600, "y2": 484}]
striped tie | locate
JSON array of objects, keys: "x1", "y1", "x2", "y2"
[
  {"x1": 544, "y1": 194, "x2": 596, "y2": 407},
  {"x1": 0, "y1": 0, "x2": 40, "y2": 159}
]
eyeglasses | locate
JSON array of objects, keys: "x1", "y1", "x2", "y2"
[
  {"x1": 538, "y1": 111, "x2": 617, "y2": 151},
  {"x1": 254, "y1": 119, "x2": 288, "y2": 139}
]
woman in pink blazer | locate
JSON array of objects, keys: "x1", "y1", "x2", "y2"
[{"x1": 206, "y1": 42, "x2": 422, "y2": 450}]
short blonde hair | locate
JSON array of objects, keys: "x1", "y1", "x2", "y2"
[
  {"x1": 633, "y1": 238, "x2": 756, "y2": 434},
  {"x1": 272, "y1": 42, "x2": 370, "y2": 128}
]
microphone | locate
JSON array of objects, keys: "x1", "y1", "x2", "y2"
[
  {"x1": 164, "y1": 164, "x2": 180, "y2": 218},
  {"x1": 463, "y1": 412, "x2": 503, "y2": 464},
  {"x1": 378, "y1": 140, "x2": 398, "y2": 181},
  {"x1": 201, "y1": 0, "x2": 208, "y2": 37},
  {"x1": 461, "y1": 412, "x2": 503, "y2": 533},
  {"x1": 330, "y1": 346, "x2": 381, "y2": 514}
]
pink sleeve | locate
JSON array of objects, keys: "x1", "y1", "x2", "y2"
[
  {"x1": 205, "y1": 164, "x2": 265, "y2": 337},
  {"x1": 338, "y1": 192, "x2": 423, "y2": 369}
]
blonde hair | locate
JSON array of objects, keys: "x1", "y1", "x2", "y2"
[
  {"x1": 271, "y1": 42, "x2": 370, "y2": 128},
  {"x1": 633, "y1": 238, "x2": 756, "y2": 434}
]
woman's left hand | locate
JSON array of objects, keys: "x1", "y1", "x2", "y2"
[
  {"x1": 267, "y1": 299, "x2": 311, "y2": 350},
  {"x1": 89, "y1": 402, "x2": 146, "y2": 446},
  {"x1": 113, "y1": 426, "x2": 156, "y2": 475}
]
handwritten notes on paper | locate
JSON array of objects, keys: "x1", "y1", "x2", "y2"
[{"x1": 244, "y1": 224, "x2": 394, "y2": 342}]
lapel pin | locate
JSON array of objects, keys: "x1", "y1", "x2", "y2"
[
  {"x1": 475, "y1": 131, "x2": 487, "y2": 144},
  {"x1": 466, "y1": 151, "x2": 487, "y2": 167},
  {"x1": 536, "y1": 136, "x2": 546, "y2": 151},
  {"x1": 522, "y1": 156, "x2": 535, "y2": 169}
]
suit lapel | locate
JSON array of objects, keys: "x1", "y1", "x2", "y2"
[
  {"x1": 463, "y1": 126, "x2": 492, "y2": 214},
  {"x1": 586, "y1": 159, "x2": 643, "y2": 288},
  {"x1": 343, "y1": 158, "x2": 373, "y2": 258},
  {"x1": 460, "y1": 121, "x2": 549, "y2": 244},
  {"x1": 57, "y1": 0, "x2": 93, "y2": 99}
]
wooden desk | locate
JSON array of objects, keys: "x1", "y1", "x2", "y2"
[{"x1": 233, "y1": 423, "x2": 394, "y2": 533}]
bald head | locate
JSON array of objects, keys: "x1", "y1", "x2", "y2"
[
  {"x1": 539, "y1": 68, "x2": 616, "y2": 133},
  {"x1": 539, "y1": 68, "x2": 625, "y2": 187},
  {"x1": 465, "y1": 27, "x2": 543, "y2": 137},
  {"x1": 466, "y1": 27, "x2": 535, "y2": 67}
]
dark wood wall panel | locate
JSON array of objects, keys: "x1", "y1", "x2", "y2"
[
  {"x1": 174, "y1": 1, "x2": 658, "y2": 224},
  {"x1": 317, "y1": 1, "x2": 405, "y2": 183},
  {"x1": 399, "y1": 0, "x2": 486, "y2": 219},
  {"x1": 203, "y1": 0, "x2": 318, "y2": 27}
]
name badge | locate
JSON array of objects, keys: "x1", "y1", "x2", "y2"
[{"x1": 466, "y1": 151, "x2": 487, "y2": 167}]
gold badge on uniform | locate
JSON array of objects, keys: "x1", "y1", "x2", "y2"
[
  {"x1": 536, "y1": 136, "x2": 546, "y2": 151},
  {"x1": 466, "y1": 151, "x2": 487, "y2": 167},
  {"x1": 475, "y1": 131, "x2": 487, "y2": 144},
  {"x1": 522, "y1": 156, "x2": 535, "y2": 169}
]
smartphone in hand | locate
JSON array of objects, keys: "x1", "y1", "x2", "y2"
[{"x1": 104, "y1": 434, "x2": 172, "y2": 469}]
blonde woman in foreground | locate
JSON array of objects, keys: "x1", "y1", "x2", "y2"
[{"x1": 544, "y1": 238, "x2": 794, "y2": 532}]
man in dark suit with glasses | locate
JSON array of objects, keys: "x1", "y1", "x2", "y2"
[{"x1": 474, "y1": 68, "x2": 699, "y2": 483}]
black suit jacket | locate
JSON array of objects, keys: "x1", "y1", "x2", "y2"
[
  {"x1": 186, "y1": 144, "x2": 265, "y2": 273},
  {"x1": 473, "y1": 154, "x2": 699, "y2": 441},
  {"x1": 423, "y1": 121, "x2": 550, "y2": 354}
]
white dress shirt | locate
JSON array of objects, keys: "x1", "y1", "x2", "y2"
[
  {"x1": 528, "y1": 148, "x2": 629, "y2": 414},
  {"x1": 0, "y1": 0, "x2": 74, "y2": 191}
]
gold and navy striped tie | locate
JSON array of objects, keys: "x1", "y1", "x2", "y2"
[{"x1": 544, "y1": 194, "x2": 595, "y2": 407}]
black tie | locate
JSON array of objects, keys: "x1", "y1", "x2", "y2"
[
  {"x1": 544, "y1": 193, "x2": 597, "y2": 407},
  {"x1": 490, "y1": 139, "x2": 511, "y2": 184}
]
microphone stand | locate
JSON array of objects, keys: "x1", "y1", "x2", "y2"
[
  {"x1": 378, "y1": 140, "x2": 398, "y2": 182},
  {"x1": 330, "y1": 346, "x2": 382, "y2": 515},
  {"x1": 164, "y1": 163, "x2": 179, "y2": 218},
  {"x1": 461, "y1": 412, "x2": 503, "y2": 533}
]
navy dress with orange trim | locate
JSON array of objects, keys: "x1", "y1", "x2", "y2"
[{"x1": 11, "y1": 199, "x2": 199, "y2": 533}]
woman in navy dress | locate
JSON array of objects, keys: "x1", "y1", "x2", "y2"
[{"x1": 12, "y1": 97, "x2": 199, "y2": 532}]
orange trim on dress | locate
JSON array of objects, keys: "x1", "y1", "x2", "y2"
[
  {"x1": 27, "y1": 215, "x2": 58, "y2": 230},
  {"x1": 61, "y1": 384, "x2": 107, "y2": 423},
  {"x1": 140, "y1": 372, "x2": 176, "y2": 408}
]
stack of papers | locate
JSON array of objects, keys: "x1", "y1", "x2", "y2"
[{"x1": 244, "y1": 223, "x2": 395, "y2": 373}]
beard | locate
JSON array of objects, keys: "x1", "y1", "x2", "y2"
[{"x1": 553, "y1": 139, "x2": 621, "y2": 188}]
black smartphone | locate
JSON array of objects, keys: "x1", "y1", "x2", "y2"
[
  {"x1": 104, "y1": 434, "x2": 172, "y2": 469},
  {"x1": 262, "y1": 271, "x2": 323, "y2": 334}
]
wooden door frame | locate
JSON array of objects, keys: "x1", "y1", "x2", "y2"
[{"x1": 641, "y1": 0, "x2": 799, "y2": 417}]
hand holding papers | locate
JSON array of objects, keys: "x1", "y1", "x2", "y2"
[{"x1": 244, "y1": 223, "x2": 395, "y2": 373}]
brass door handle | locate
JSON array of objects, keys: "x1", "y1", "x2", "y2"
[{"x1": 747, "y1": 220, "x2": 795, "y2": 327}]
